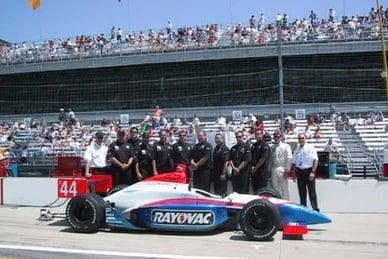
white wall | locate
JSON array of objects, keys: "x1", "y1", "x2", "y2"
[
  {"x1": 1, "y1": 178, "x2": 66, "y2": 206},
  {"x1": 288, "y1": 179, "x2": 388, "y2": 213},
  {"x1": 1, "y1": 177, "x2": 388, "y2": 213}
]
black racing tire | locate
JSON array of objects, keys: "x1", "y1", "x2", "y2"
[
  {"x1": 255, "y1": 187, "x2": 282, "y2": 199},
  {"x1": 106, "y1": 184, "x2": 128, "y2": 196},
  {"x1": 239, "y1": 199, "x2": 281, "y2": 241},
  {"x1": 66, "y1": 193, "x2": 107, "y2": 233}
]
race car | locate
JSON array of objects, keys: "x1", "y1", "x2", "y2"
[{"x1": 65, "y1": 166, "x2": 331, "y2": 241}]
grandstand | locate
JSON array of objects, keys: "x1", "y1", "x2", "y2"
[{"x1": 0, "y1": 9, "x2": 387, "y2": 179}]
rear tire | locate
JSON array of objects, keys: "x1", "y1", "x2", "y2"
[
  {"x1": 239, "y1": 199, "x2": 281, "y2": 241},
  {"x1": 66, "y1": 193, "x2": 107, "y2": 233},
  {"x1": 255, "y1": 187, "x2": 282, "y2": 199}
]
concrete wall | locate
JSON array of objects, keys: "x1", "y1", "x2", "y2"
[
  {"x1": 0, "y1": 178, "x2": 66, "y2": 206},
  {"x1": 1, "y1": 177, "x2": 388, "y2": 213},
  {"x1": 288, "y1": 179, "x2": 388, "y2": 213}
]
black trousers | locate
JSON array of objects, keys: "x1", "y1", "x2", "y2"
[
  {"x1": 251, "y1": 169, "x2": 269, "y2": 192},
  {"x1": 296, "y1": 167, "x2": 319, "y2": 211},
  {"x1": 212, "y1": 168, "x2": 227, "y2": 196},
  {"x1": 193, "y1": 168, "x2": 211, "y2": 192},
  {"x1": 231, "y1": 169, "x2": 249, "y2": 194}
]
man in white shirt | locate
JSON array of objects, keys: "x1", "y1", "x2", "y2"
[
  {"x1": 84, "y1": 131, "x2": 108, "y2": 178},
  {"x1": 270, "y1": 131, "x2": 293, "y2": 199},
  {"x1": 292, "y1": 132, "x2": 319, "y2": 211}
]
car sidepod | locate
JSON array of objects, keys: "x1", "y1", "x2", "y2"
[{"x1": 131, "y1": 203, "x2": 230, "y2": 232}]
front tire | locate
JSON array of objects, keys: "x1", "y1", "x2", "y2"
[
  {"x1": 239, "y1": 199, "x2": 281, "y2": 241},
  {"x1": 66, "y1": 193, "x2": 107, "y2": 233}
]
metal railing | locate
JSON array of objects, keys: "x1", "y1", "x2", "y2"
[{"x1": 371, "y1": 148, "x2": 384, "y2": 178}]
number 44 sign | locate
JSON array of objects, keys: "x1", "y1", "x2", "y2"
[{"x1": 57, "y1": 178, "x2": 88, "y2": 198}]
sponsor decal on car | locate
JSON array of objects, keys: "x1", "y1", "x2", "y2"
[{"x1": 152, "y1": 210, "x2": 215, "y2": 225}]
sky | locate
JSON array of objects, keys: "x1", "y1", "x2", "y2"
[{"x1": 1, "y1": 0, "x2": 387, "y2": 43}]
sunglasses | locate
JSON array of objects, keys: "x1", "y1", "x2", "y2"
[
  {"x1": 298, "y1": 137, "x2": 305, "y2": 140},
  {"x1": 179, "y1": 135, "x2": 187, "y2": 137},
  {"x1": 236, "y1": 135, "x2": 243, "y2": 138},
  {"x1": 130, "y1": 131, "x2": 138, "y2": 133}
]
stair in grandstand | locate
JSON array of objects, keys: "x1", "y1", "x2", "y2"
[{"x1": 337, "y1": 130, "x2": 378, "y2": 178}]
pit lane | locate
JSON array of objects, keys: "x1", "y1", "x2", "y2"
[{"x1": 0, "y1": 206, "x2": 387, "y2": 258}]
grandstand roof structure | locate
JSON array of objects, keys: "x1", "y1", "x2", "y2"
[{"x1": 0, "y1": 39, "x2": 11, "y2": 46}]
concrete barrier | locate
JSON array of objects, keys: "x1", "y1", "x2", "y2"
[
  {"x1": 1, "y1": 177, "x2": 388, "y2": 213},
  {"x1": 288, "y1": 179, "x2": 388, "y2": 213}
]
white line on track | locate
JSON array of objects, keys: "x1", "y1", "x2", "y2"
[{"x1": 0, "y1": 244, "x2": 234, "y2": 259}]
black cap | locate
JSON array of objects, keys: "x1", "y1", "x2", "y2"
[
  {"x1": 95, "y1": 131, "x2": 104, "y2": 139},
  {"x1": 263, "y1": 132, "x2": 272, "y2": 142}
]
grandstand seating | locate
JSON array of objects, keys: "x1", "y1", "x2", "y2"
[
  {"x1": 1, "y1": 114, "x2": 387, "y2": 179},
  {"x1": 354, "y1": 120, "x2": 388, "y2": 151}
]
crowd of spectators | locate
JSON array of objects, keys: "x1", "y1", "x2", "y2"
[
  {"x1": 1, "y1": 6, "x2": 387, "y2": 65},
  {"x1": 331, "y1": 110, "x2": 385, "y2": 130}
]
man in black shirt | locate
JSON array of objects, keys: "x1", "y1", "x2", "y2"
[
  {"x1": 171, "y1": 130, "x2": 192, "y2": 165},
  {"x1": 127, "y1": 126, "x2": 141, "y2": 182},
  {"x1": 230, "y1": 130, "x2": 251, "y2": 194},
  {"x1": 251, "y1": 130, "x2": 270, "y2": 191},
  {"x1": 128, "y1": 126, "x2": 141, "y2": 152},
  {"x1": 135, "y1": 133, "x2": 154, "y2": 181},
  {"x1": 152, "y1": 130, "x2": 174, "y2": 174},
  {"x1": 212, "y1": 133, "x2": 230, "y2": 196},
  {"x1": 190, "y1": 130, "x2": 212, "y2": 192},
  {"x1": 171, "y1": 130, "x2": 192, "y2": 182},
  {"x1": 107, "y1": 129, "x2": 135, "y2": 186}
]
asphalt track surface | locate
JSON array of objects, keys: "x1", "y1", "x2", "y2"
[{"x1": 0, "y1": 206, "x2": 388, "y2": 259}]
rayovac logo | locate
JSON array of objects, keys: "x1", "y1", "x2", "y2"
[{"x1": 152, "y1": 210, "x2": 215, "y2": 225}]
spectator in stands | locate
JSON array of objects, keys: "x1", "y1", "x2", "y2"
[
  {"x1": 190, "y1": 130, "x2": 213, "y2": 192},
  {"x1": 324, "y1": 137, "x2": 339, "y2": 154},
  {"x1": 292, "y1": 132, "x2": 320, "y2": 212},
  {"x1": 192, "y1": 114, "x2": 200, "y2": 133},
  {"x1": 309, "y1": 10, "x2": 317, "y2": 25},
  {"x1": 230, "y1": 130, "x2": 252, "y2": 194},
  {"x1": 304, "y1": 125, "x2": 313, "y2": 139},
  {"x1": 58, "y1": 108, "x2": 66, "y2": 126},
  {"x1": 250, "y1": 118, "x2": 265, "y2": 135},
  {"x1": 313, "y1": 125, "x2": 322, "y2": 139},
  {"x1": 258, "y1": 13, "x2": 266, "y2": 29},
  {"x1": 248, "y1": 113, "x2": 257, "y2": 124},
  {"x1": 117, "y1": 28, "x2": 123, "y2": 42},
  {"x1": 107, "y1": 129, "x2": 135, "y2": 186},
  {"x1": 110, "y1": 26, "x2": 116, "y2": 40},
  {"x1": 329, "y1": 8, "x2": 336, "y2": 22},
  {"x1": 152, "y1": 105, "x2": 163, "y2": 129},
  {"x1": 375, "y1": 111, "x2": 384, "y2": 122},
  {"x1": 307, "y1": 115, "x2": 317, "y2": 127},
  {"x1": 84, "y1": 131, "x2": 109, "y2": 178},
  {"x1": 251, "y1": 130, "x2": 270, "y2": 191},
  {"x1": 273, "y1": 115, "x2": 281, "y2": 124},
  {"x1": 173, "y1": 116, "x2": 181, "y2": 126},
  {"x1": 216, "y1": 114, "x2": 226, "y2": 127},
  {"x1": 284, "y1": 116, "x2": 294, "y2": 134},
  {"x1": 152, "y1": 129, "x2": 174, "y2": 175},
  {"x1": 249, "y1": 15, "x2": 257, "y2": 29},
  {"x1": 212, "y1": 133, "x2": 230, "y2": 196},
  {"x1": 270, "y1": 130, "x2": 293, "y2": 199},
  {"x1": 366, "y1": 112, "x2": 376, "y2": 126},
  {"x1": 357, "y1": 114, "x2": 365, "y2": 125}
]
